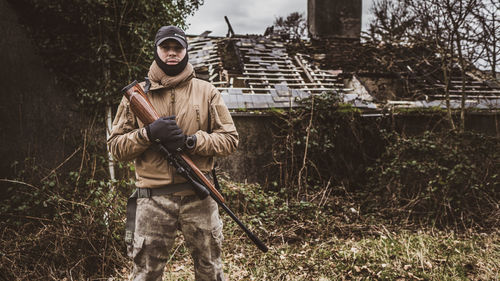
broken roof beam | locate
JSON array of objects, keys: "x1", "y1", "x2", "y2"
[
  {"x1": 224, "y1": 16, "x2": 235, "y2": 37},
  {"x1": 244, "y1": 67, "x2": 303, "y2": 73},
  {"x1": 243, "y1": 72, "x2": 301, "y2": 78},
  {"x1": 294, "y1": 55, "x2": 314, "y2": 83},
  {"x1": 430, "y1": 94, "x2": 500, "y2": 99},
  {"x1": 446, "y1": 90, "x2": 500, "y2": 95}
]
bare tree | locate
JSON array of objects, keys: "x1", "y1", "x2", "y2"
[
  {"x1": 473, "y1": 0, "x2": 500, "y2": 78},
  {"x1": 368, "y1": 0, "x2": 497, "y2": 131},
  {"x1": 366, "y1": 0, "x2": 415, "y2": 44},
  {"x1": 441, "y1": 0, "x2": 479, "y2": 131}
]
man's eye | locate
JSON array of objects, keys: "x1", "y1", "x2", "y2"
[{"x1": 160, "y1": 46, "x2": 182, "y2": 52}]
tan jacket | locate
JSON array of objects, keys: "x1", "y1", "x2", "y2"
[{"x1": 107, "y1": 62, "x2": 238, "y2": 189}]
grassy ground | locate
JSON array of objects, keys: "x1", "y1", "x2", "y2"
[
  {"x1": 123, "y1": 177, "x2": 500, "y2": 281},
  {"x1": 5, "y1": 175, "x2": 496, "y2": 280},
  {"x1": 159, "y1": 221, "x2": 499, "y2": 281},
  {"x1": 81, "y1": 178, "x2": 497, "y2": 281}
]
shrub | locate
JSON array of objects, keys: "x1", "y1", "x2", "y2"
[
  {"x1": 271, "y1": 92, "x2": 385, "y2": 196},
  {"x1": 272, "y1": 92, "x2": 499, "y2": 228},
  {"x1": 0, "y1": 155, "x2": 134, "y2": 280},
  {"x1": 366, "y1": 131, "x2": 500, "y2": 228}
]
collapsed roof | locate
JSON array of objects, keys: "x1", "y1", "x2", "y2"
[{"x1": 187, "y1": 34, "x2": 500, "y2": 112}]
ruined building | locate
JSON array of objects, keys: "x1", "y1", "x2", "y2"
[
  {"x1": 186, "y1": 0, "x2": 500, "y2": 183},
  {"x1": 188, "y1": 0, "x2": 499, "y2": 114}
]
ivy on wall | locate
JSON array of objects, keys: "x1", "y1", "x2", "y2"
[{"x1": 272, "y1": 92, "x2": 386, "y2": 194}]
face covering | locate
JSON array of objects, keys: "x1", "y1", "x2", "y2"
[{"x1": 154, "y1": 48, "x2": 189, "y2": 77}]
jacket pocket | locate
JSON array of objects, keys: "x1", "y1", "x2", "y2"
[
  {"x1": 211, "y1": 221, "x2": 224, "y2": 247},
  {"x1": 214, "y1": 104, "x2": 232, "y2": 125}
]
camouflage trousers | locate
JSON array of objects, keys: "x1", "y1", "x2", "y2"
[{"x1": 127, "y1": 194, "x2": 225, "y2": 281}]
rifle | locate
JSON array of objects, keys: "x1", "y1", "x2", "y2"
[{"x1": 122, "y1": 80, "x2": 268, "y2": 253}]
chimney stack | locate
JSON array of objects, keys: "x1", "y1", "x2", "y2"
[{"x1": 308, "y1": 0, "x2": 362, "y2": 41}]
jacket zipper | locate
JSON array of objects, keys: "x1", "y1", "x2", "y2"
[{"x1": 171, "y1": 89, "x2": 176, "y2": 115}]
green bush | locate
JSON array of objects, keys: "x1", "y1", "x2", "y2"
[
  {"x1": 366, "y1": 131, "x2": 500, "y2": 228},
  {"x1": 271, "y1": 92, "x2": 385, "y2": 194},
  {"x1": 0, "y1": 155, "x2": 135, "y2": 280},
  {"x1": 272, "y1": 92, "x2": 499, "y2": 228}
]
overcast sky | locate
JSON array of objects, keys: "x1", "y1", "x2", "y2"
[{"x1": 185, "y1": 0, "x2": 375, "y2": 36}]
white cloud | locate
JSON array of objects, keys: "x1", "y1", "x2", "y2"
[{"x1": 186, "y1": 0, "x2": 375, "y2": 36}]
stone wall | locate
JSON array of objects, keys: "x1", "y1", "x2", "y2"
[
  {"x1": 217, "y1": 111, "x2": 499, "y2": 186},
  {"x1": 357, "y1": 74, "x2": 403, "y2": 102},
  {"x1": 216, "y1": 114, "x2": 280, "y2": 186}
]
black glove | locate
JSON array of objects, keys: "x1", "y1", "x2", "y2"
[{"x1": 146, "y1": 116, "x2": 185, "y2": 152}]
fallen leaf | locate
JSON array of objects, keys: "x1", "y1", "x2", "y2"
[{"x1": 173, "y1": 265, "x2": 185, "y2": 272}]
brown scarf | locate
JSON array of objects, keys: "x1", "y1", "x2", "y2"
[{"x1": 147, "y1": 61, "x2": 195, "y2": 90}]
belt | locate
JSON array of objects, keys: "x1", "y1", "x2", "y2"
[{"x1": 135, "y1": 182, "x2": 193, "y2": 198}]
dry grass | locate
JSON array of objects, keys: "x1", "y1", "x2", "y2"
[
  {"x1": 157, "y1": 197, "x2": 500, "y2": 281},
  {"x1": 155, "y1": 178, "x2": 500, "y2": 280},
  {"x1": 1, "y1": 177, "x2": 498, "y2": 281},
  {"x1": 159, "y1": 223, "x2": 499, "y2": 281}
]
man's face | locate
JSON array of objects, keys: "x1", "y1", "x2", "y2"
[{"x1": 157, "y1": 39, "x2": 186, "y2": 65}]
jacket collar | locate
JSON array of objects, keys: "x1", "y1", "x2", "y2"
[{"x1": 148, "y1": 61, "x2": 195, "y2": 91}]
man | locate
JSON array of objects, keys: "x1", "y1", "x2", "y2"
[{"x1": 108, "y1": 25, "x2": 238, "y2": 281}]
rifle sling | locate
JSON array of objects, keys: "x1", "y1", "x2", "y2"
[
  {"x1": 207, "y1": 98, "x2": 222, "y2": 192},
  {"x1": 143, "y1": 77, "x2": 151, "y2": 93}
]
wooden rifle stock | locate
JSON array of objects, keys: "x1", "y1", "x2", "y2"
[{"x1": 122, "y1": 81, "x2": 225, "y2": 203}]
